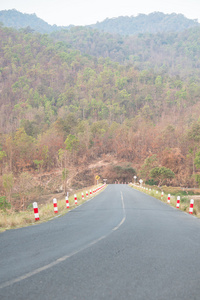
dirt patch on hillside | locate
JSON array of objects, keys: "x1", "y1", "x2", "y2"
[{"x1": 13, "y1": 155, "x2": 135, "y2": 209}]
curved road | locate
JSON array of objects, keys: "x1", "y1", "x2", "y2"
[{"x1": 0, "y1": 184, "x2": 200, "y2": 299}]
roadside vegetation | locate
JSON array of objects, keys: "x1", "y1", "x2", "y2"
[{"x1": 0, "y1": 185, "x2": 105, "y2": 233}]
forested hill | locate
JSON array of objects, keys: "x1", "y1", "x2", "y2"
[
  {"x1": 1, "y1": 9, "x2": 200, "y2": 209},
  {"x1": 51, "y1": 26, "x2": 200, "y2": 79},
  {"x1": 0, "y1": 9, "x2": 71, "y2": 33},
  {"x1": 1, "y1": 25, "x2": 200, "y2": 192},
  {"x1": 0, "y1": 10, "x2": 199, "y2": 35},
  {"x1": 90, "y1": 12, "x2": 200, "y2": 35}
]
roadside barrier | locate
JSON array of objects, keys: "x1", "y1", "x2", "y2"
[
  {"x1": 53, "y1": 198, "x2": 58, "y2": 213},
  {"x1": 65, "y1": 196, "x2": 69, "y2": 208},
  {"x1": 130, "y1": 183, "x2": 198, "y2": 217},
  {"x1": 33, "y1": 202, "x2": 40, "y2": 221},
  {"x1": 74, "y1": 194, "x2": 77, "y2": 205},
  {"x1": 32, "y1": 183, "x2": 106, "y2": 221},
  {"x1": 189, "y1": 199, "x2": 194, "y2": 214},
  {"x1": 176, "y1": 196, "x2": 180, "y2": 208}
]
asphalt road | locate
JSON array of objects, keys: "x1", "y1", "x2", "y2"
[{"x1": 0, "y1": 184, "x2": 200, "y2": 300}]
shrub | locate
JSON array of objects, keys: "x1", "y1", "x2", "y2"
[{"x1": 0, "y1": 196, "x2": 11, "y2": 210}]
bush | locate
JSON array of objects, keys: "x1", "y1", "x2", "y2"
[
  {"x1": 145, "y1": 179, "x2": 158, "y2": 185},
  {"x1": 0, "y1": 196, "x2": 11, "y2": 210}
]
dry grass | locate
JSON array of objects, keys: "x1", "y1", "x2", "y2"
[{"x1": 0, "y1": 185, "x2": 106, "y2": 232}]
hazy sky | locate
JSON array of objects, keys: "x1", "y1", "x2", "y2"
[{"x1": 0, "y1": 0, "x2": 199, "y2": 26}]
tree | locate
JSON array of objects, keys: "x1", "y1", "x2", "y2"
[
  {"x1": 18, "y1": 172, "x2": 33, "y2": 210},
  {"x1": 13, "y1": 128, "x2": 35, "y2": 172},
  {"x1": 194, "y1": 151, "x2": 200, "y2": 169},
  {"x1": 139, "y1": 154, "x2": 158, "y2": 181},
  {"x1": 62, "y1": 168, "x2": 69, "y2": 194},
  {"x1": 2, "y1": 172, "x2": 14, "y2": 205},
  {"x1": 33, "y1": 159, "x2": 44, "y2": 183},
  {"x1": 150, "y1": 166, "x2": 175, "y2": 186},
  {"x1": 64, "y1": 134, "x2": 79, "y2": 163},
  {"x1": 112, "y1": 164, "x2": 136, "y2": 183},
  {"x1": 194, "y1": 151, "x2": 200, "y2": 187},
  {"x1": 0, "y1": 150, "x2": 7, "y2": 175}
]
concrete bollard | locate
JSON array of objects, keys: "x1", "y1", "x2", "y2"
[
  {"x1": 74, "y1": 194, "x2": 77, "y2": 205},
  {"x1": 33, "y1": 202, "x2": 39, "y2": 221},
  {"x1": 176, "y1": 196, "x2": 180, "y2": 208},
  {"x1": 53, "y1": 198, "x2": 58, "y2": 213},
  {"x1": 189, "y1": 199, "x2": 194, "y2": 214},
  {"x1": 65, "y1": 196, "x2": 69, "y2": 209}
]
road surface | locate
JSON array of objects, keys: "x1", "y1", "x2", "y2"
[{"x1": 0, "y1": 184, "x2": 200, "y2": 299}]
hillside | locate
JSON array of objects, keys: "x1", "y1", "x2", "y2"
[
  {"x1": 51, "y1": 26, "x2": 200, "y2": 78},
  {"x1": 1, "y1": 22, "x2": 200, "y2": 210}
]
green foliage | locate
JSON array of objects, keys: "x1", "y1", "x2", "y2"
[
  {"x1": 113, "y1": 164, "x2": 136, "y2": 182},
  {"x1": 62, "y1": 168, "x2": 69, "y2": 180},
  {"x1": 2, "y1": 173, "x2": 14, "y2": 203},
  {"x1": 145, "y1": 179, "x2": 158, "y2": 186},
  {"x1": 194, "y1": 151, "x2": 200, "y2": 169},
  {"x1": 150, "y1": 166, "x2": 175, "y2": 185},
  {"x1": 0, "y1": 151, "x2": 6, "y2": 161},
  {"x1": 3, "y1": 173, "x2": 14, "y2": 192},
  {"x1": 33, "y1": 159, "x2": 44, "y2": 170},
  {"x1": 65, "y1": 134, "x2": 79, "y2": 152},
  {"x1": 195, "y1": 174, "x2": 200, "y2": 187},
  {"x1": 0, "y1": 196, "x2": 11, "y2": 210},
  {"x1": 139, "y1": 155, "x2": 158, "y2": 180}
]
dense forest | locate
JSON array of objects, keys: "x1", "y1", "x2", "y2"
[
  {"x1": 1, "y1": 11, "x2": 200, "y2": 209},
  {"x1": 51, "y1": 26, "x2": 200, "y2": 78}
]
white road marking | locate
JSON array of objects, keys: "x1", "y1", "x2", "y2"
[
  {"x1": 113, "y1": 191, "x2": 126, "y2": 231},
  {"x1": 0, "y1": 190, "x2": 126, "y2": 289}
]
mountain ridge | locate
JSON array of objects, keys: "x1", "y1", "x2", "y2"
[
  {"x1": 0, "y1": 9, "x2": 72, "y2": 33},
  {"x1": 90, "y1": 12, "x2": 200, "y2": 35},
  {"x1": 0, "y1": 9, "x2": 199, "y2": 35}
]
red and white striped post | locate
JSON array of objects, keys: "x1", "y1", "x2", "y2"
[
  {"x1": 86, "y1": 191, "x2": 88, "y2": 197},
  {"x1": 74, "y1": 194, "x2": 77, "y2": 205},
  {"x1": 53, "y1": 198, "x2": 58, "y2": 213},
  {"x1": 65, "y1": 195, "x2": 69, "y2": 209},
  {"x1": 176, "y1": 196, "x2": 180, "y2": 208},
  {"x1": 167, "y1": 194, "x2": 171, "y2": 204},
  {"x1": 82, "y1": 192, "x2": 84, "y2": 200},
  {"x1": 33, "y1": 202, "x2": 39, "y2": 221},
  {"x1": 90, "y1": 190, "x2": 92, "y2": 196},
  {"x1": 189, "y1": 199, "x2": 194, "y2": 214},
  {"x1": 161, "y1": 191, "x2": 164, "y2": 198}
]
